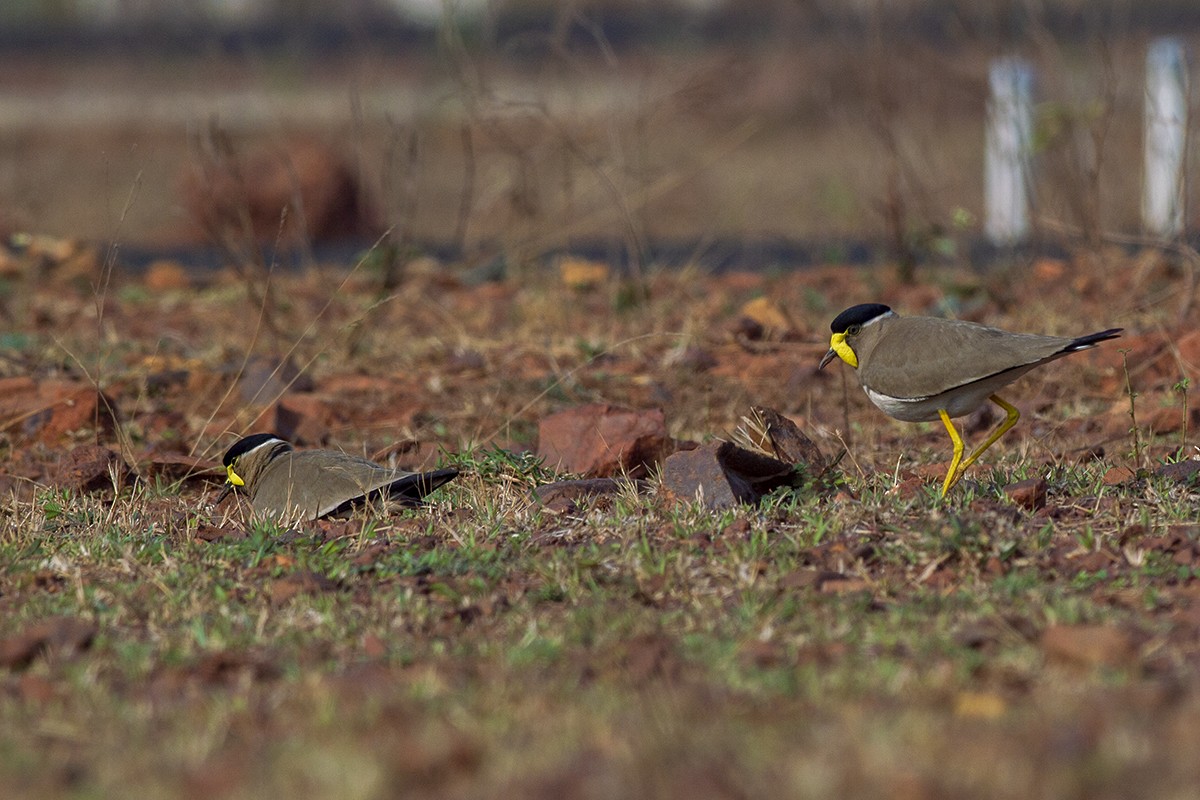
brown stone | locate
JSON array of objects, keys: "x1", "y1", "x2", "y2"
[
  {"x1": 196, "y1": 525, "x2": 247, "y2": 542},
  {"x1": 252, "y1": 393, "x2": 331, "y2": 445},
  {"x1": 236, "y1": 355, "x2": 313, "y2": 407},
  {"x1": 819, "y1": 577, "x2": 871, "y2": 595},
  {"x1": 661, "y1": 441, "x2": 797, "y2": 510},
  {"x1": 747, "y1": 406, "x2": 827, "y2": 471},
  {"x1": 1174, "y1": 330, "x2": 1200, "y2": 379},
  {"x1": 1041, "y1": 624, "x2": 1137, "y2": 670},
  {"x1": 0, "y1": 380, "x2": 118, "y2": 444},
  {"x1": 42, "y1": 384, "x2": 118, "y2": 442},
  {"x1": 50, "y1": 445, "x2": 135, "y2": 493},
  {"x1": 1102, "y1": 466, "x2": 1136, "y2": 486},
  {"x1": 778, "y1": 569, "x2": 851, "y2": 592},
  {"x1": 738, "y1": 296, "x2": 795, "y2": 336},
  {"x1": 1003, "y1": 477, "x2": 1048, "y2": 511},
  {"x1": 138, "y1": 452, "x2": 221, "y2": 485},
  {"x1": 1144, "y1": 404, "x2": 1200, "y2": 435},
  {"x1": 143, "y1": 260, "x2": 191, "y2": 292},
  {"x1": 888, "y1": 475, "x2": 930, "y2": 500},
  {"x1": 662, "y1": 443, "x2": 755, "y2": 510},
  {"x1": 190, "y1": 649, "x2": 281, "y2": 686},
  {"x1": 269, "y1": 570, "x2": 338, "y2": 606},
  {"x1": 373, "y1": 440, "x2": 447, "y2": 472},
  {"x1": 180, "y1": 138, "x2": 379, "y2": 244},
  {"x1": 0, "y1": 617, "x2": 97, "y2": 670},
  {"x1": 536, "y1": 404, "x2": 671, "y2": 478},
  {"x1": 1155, "y1": 459, "x2": 1200, "y2": 485}
]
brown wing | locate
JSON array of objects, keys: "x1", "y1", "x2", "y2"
[
  {"x1": 253, "y1": 451, "x2": 412, "y2": 521},
  {"x1": 858, "y1": 316, "x2": 1082, "y2": 400}
]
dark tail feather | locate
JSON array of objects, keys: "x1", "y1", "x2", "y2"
[
  {"x1": 331, "y1": 468, "x2": 460, "y2": 517},
  {"x1": 383, "y1": 467, "x2": 460, "y2": 503},
  {"x1": 1064, "y1": 328, "x2": 1123, "y2": 352}
]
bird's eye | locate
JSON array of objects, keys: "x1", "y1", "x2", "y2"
[{"x1": 846, "y1": 324, "x2": 862, "y2": 335}]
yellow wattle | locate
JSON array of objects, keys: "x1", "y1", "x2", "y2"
[
  {"x1": 226, "y1": 464, "x2": 245, "y2": 487},
  {"x1": 829, "y1": 331, "x2": 858, "y2": 368}
]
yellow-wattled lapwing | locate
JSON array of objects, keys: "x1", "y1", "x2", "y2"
[
  {"x1": 217, "y1": 433, "x2": 458, "y2": 523},
  {"x1": 818, "y1": 303, "x2": 1121, "y2": 495}
]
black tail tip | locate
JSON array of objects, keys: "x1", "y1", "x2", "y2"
[{"x1": 1068, "y1": 328, "x2": 1123, "y2": 351}]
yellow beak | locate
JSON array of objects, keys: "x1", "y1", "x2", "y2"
[{"x1": 226, "y1": 464, "x2": 245, "y2": 487}]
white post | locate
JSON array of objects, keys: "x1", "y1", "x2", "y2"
[
  {"x1": 1143, "y1": 38, "x2": 1188, "y2": 239},
  {"x1": 985, "y1": 58, "x2": 1035, "y2": 245}
]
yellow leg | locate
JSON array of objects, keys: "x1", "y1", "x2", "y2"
[
  {"x1": 958, "y1": 395, "x2": 1020, "y2": 474},
  {"x1": 938, "y1": 409, "x2": 965, "y2": 497}
]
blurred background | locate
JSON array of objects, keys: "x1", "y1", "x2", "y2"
[{"x1": 0, "y1": 0, "x2": 1197, "y2": 269}]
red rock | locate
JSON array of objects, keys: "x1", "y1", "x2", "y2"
[
  {"x1": 236, "y1": 355, "x2": 313, "y2": 407},
  {"x1": 143, "y1": 260, "x2": 191, "y2": 291},
  {"x1": 0, "y1": 380, "x2": 118, "y2": 443},
  {"x1": 1156, "y1": 459, "x2": 1200, "y2": 485},
  {"x1": 196, "y1": 525, "x2": 247, "y2": 542},
  {"x1": 269, "y1": 570, "x2": 337, "y2": 606},
  {"x1": 43, "y1": 384, "x2": 117, "y2": 442},
  {"x1": 778, "y1": 569, "x2": 851, "y2": 592},
  {"x1": 819, "y1": 577, "x2": 871, "y2": 595},
  {"x1": 1144, "y1": 404, "x2": 1199, "y2": 435},
  {"x1": 180, "y1": 138, "x2": 379, "y2": 244},
  {"x1": 18, "y1": 674, "x2": 56, "y2": 704},
  {"x1": 138, "y1": 452, "x2": 221, "y2": 485},
  {"x1": 50, "y1": 445, "x2": 134, "y2": 493},
  {"x1": 362, "y1": 633, "x2": 387, "y2": 659},
  {"x1": 888, "y1": 476, "x2": 929, "y2": 500},
  {"x1": 0, "y1": 376, "x2": 36, "y2": 395},
  {"x1": 1041, "y1": 624, "x2": 1136, "y2": 669},
  {"x1": 190, "y1": 650, "x2": 281, "y2": 686},
  {"x1": 1174, "y1": 330, "x2": 1200, "y2": 379},
  {"x1": 0, "y1": 617, "x2": 97, "y2": 670},
  {"x1": 665, "y1": 444, "x2": 751, "y2": 509},
  {"x1": 252, "y1": 393, "x2": 331, "y2": 445},
  {"x1": 1102, "y1": 466, "x2": 1136, "y2": 485},
  {"x1": 1003, "y1": 477, "x2": 1048, "y2": 511},
  {"x1": 661, "y1": 441, "x2": 797, "y2": 510},
  {"x1": 747, "y1": 406, "x2": 827, "y2": 470},
  {"x1": 536, "y1": 404, "x2": 671, "y2": 478}
]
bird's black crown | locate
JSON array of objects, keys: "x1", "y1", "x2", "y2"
[
  {"x1": 222, "y1": 433, "x2": 285, "y2": 466},
  {"x1": 830, "y1": 303, "x2": 892, "y2": 333}
]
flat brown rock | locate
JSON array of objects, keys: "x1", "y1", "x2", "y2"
[
  {"x1": 1156, "y1": 459, "x2": 1200, "y2": 485},
  {"x1": 252, "y1": 393, "x2": 332, "y2": 445},
  {"x1": 1004, "y1": 478, "x2": 1048, "y2": 511},
  {"x1": 0, "y1": 380, "x2": 117, "y2": 443},
  {"x1": 1041, "y1": 624, "x2": 1137, "y2": 670},
  {"x1": 236, "y1": 355, "x2": 313, "y2": 407},
  {"x1": 269, "y1": 570, "x2": 339, "y2": 606},
  {"x1": 661, "y1": 441, "x2": 797, "y2": 510},
  {"x1": 138, "y1": 452, "x2": 221, "y2": 484},
  {"x1": 536, "y1": 403, "x2": 671, "y2": 478},
  {"x1": 747, "y1": 406, "x2": 827, "y2": 470},
  {"x1": 0, "y1": 616, "x2": 97, "y2": 670},
  {"x1": 1102, "y1": 466, "x2": 1136, "y2": 485},
  {"x1": 50, "y1": 444, "x2": 135, "y2": 493}
]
